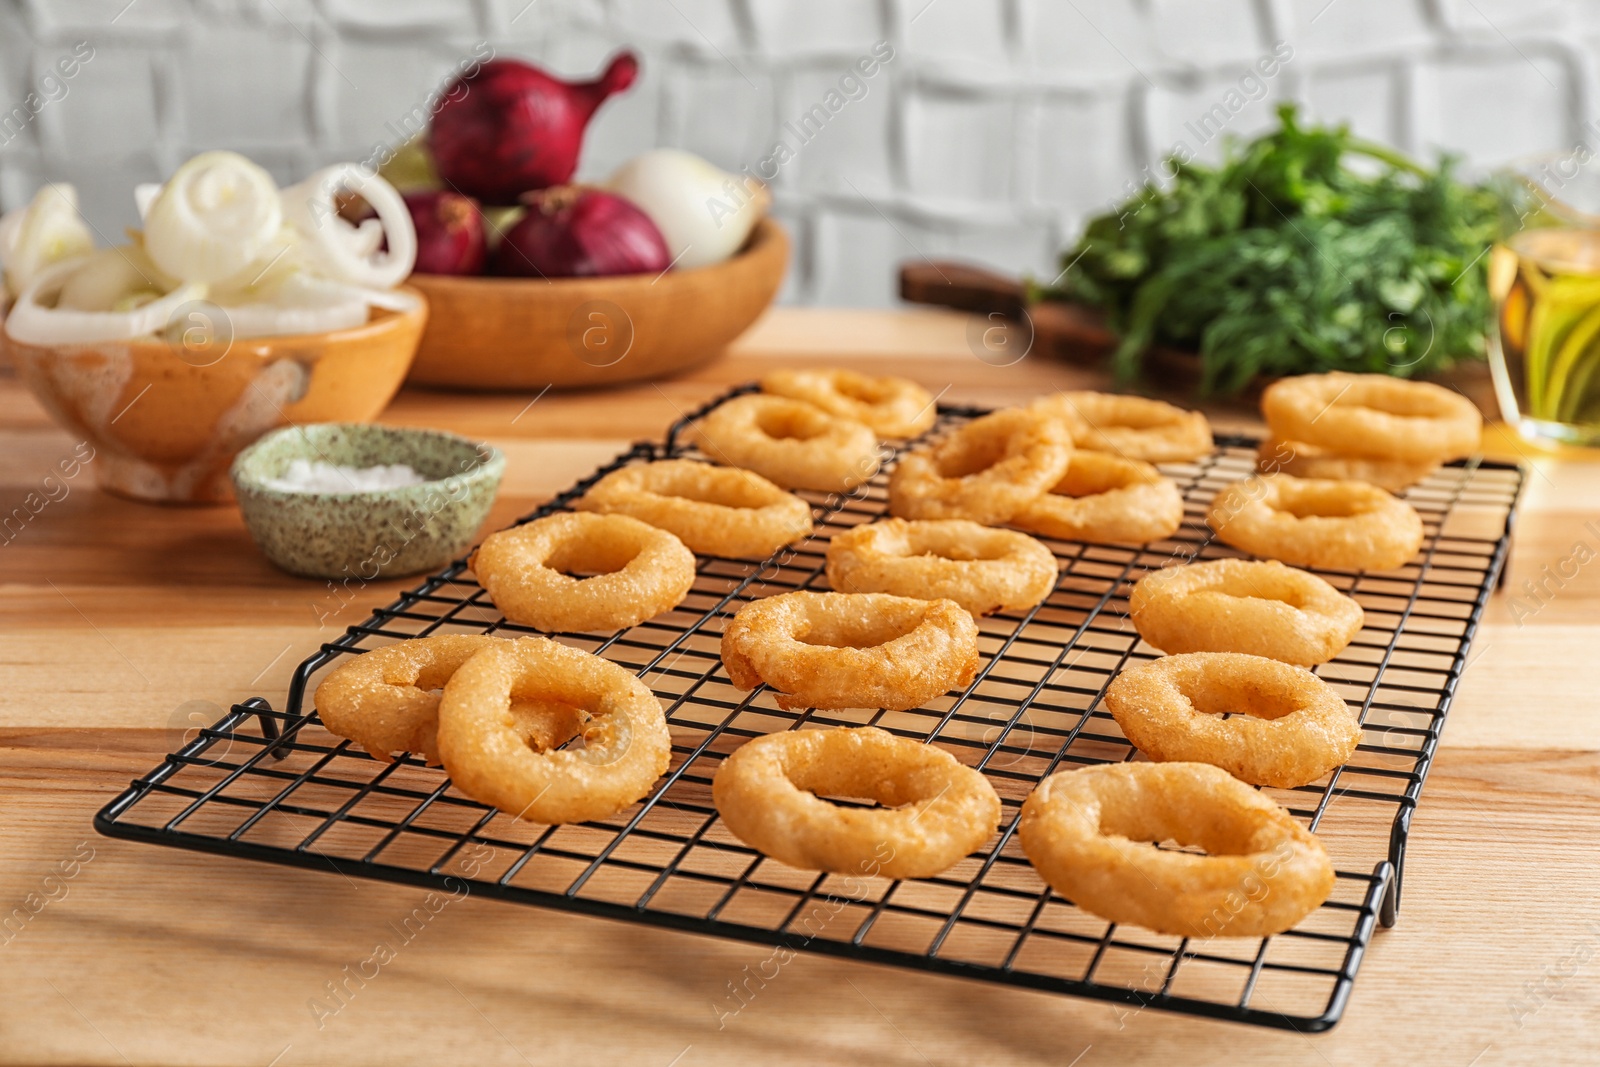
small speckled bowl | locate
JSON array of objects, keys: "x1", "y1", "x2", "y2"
[{"x1": 230, "y1": 423, "x2": 504, "y2": 580}]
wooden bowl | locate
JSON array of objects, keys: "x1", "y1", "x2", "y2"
[
  {"x1": 6, "y1": 293, "x2": 427, "y2": 503},
  {"x1": 405, "y1": 218, "x2": 789, "y2": 391}
]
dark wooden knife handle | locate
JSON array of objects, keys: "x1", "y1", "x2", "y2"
[{"x1": 899, "y1": 261, "x2": 1027, "y2": 319}]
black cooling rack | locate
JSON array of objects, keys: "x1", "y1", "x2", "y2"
[{"x1": 96, "y1": 386, "x2": 1524, "y2": 1033}]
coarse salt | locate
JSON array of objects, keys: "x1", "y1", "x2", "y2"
[{"x1": 262, "y1": 458, "x2": 428, "y2": 494}]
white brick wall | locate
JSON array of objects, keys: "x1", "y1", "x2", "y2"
[{"x1": 2, "y1": 0, "x2": 1596, "y2": 306}]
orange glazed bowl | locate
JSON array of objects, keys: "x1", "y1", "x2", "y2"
[
  {"x1": 5, "y1": 292, "x2": 427, "y2": 503},
  {"x1": 404, "y1": 218, "x2": 788, "y2": 390}
]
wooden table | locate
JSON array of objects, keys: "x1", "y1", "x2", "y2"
[{"x1": 3, "y1": 307, "x2": 1597, "y2": 1066}]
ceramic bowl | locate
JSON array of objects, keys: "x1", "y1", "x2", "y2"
[
  {"x1": 5, "y1": 290, "x2": 427, "y2": 503},
  {"x1": 404, "y1": 218, "x2": 788, "y2": 390},
  {"x1": 230, "y1": 422, "x2": 504, "y2": 580}
]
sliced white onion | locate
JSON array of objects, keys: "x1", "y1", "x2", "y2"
[
  {"x1": 1, "y1": 184, "x2": 96, "y2": 299},
  {"x1": 134, "y1": 183, "x2": 161, "y2": 221},
  {"x1": 144, "y1": 151, "x2": 283, "y2": 284},
  {"x1": 280, "y1": 164, "x2": 415, "y2": 289},
  {"x1": 4, "y1": 256, "x2": 206, "y2": 346},
  {"x1": 58, "y1": 244, "x2": 174, "y2": 311}
]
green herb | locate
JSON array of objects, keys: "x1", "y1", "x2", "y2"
[{"x1": 1041, "y1": 105, "x2": 1501, "y2": 394}]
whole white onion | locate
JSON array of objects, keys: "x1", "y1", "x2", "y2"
[{"x1": 607, "y1": 148, "x2": 770, "y2": 270}]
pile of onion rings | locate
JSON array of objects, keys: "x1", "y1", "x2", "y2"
[
  {"x1": 576, "y1": 459, "x2": 813, "y2": 559},
  {"x1": 437, "y1": 637, "x2": 672, "y2": 824},
  {"x1": 687, "y1": 394, "x2": 880, "y2": 493},
  {"x1": 1208, "y1": 473, "x2": 1424, "y2": 572},
  {"x1": 761, "y1": 368, "x2": 936, "y2": 439},
  {"x1": 1104, "y1": 652, "x2": 1361, "y2": 787},
  {"x1": 889, "y1": 408, "x2": 1072, "y2": 525},
  {"x1": 825, "y1": 518, "x2": 1057, "y2": 615},
  {"x1": 1032, "y1": 391, "x2": 1212, "y2": 462},
  {"x1": 1018, "y1": 761, "x2": 1335, "y2": 937},
  {"x1": 1130, "y1": 558, "x2": 1364, "y2": 666},
  {"x1": 713, "y1": 726, "x2": 1001, "y2": 879},
  {"x1": 314, "y1": 635, "x2": 582, "y2": 763},
  {"x1": 1009, "y1": 450, "x2": 1184, "y2": 544},
  {"x1": 721, "y1": 591, "x2": 979, "y2": 710},
  {"x1": 471, "y1": 512, "x2": 696, "y2": 632}
]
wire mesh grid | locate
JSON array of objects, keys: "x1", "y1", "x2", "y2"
[{"x1": 96, "y1": 388, "x2": 1524, "y2": 1032}]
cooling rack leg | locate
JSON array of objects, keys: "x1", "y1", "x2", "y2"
[
  {"x1": 246, "y1": 698, "x2": 289, "y2": 761},
  {"x1": 1381, "y1": 808, "x2": 1412, "y2": 928}
]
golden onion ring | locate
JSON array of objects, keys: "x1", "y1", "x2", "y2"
[
  {"x1": 1104, "y1": 652, "x2": 1361, "y2": 787},
  {"x1": 471, "y1": 512, "x2": 696, "y2": 632},
  {"x1": 436, "y1": 637, "x2": 672, "y2": 824},
  {"x1": 761, "y1": 368, "x2": 936, "y2": 438},
  {"x1": 1261, "y1": 372, "x2": 1481, "y2": 462},
  {"x1": 314, "y1": 635, "x2": 582, "y2": 764},
  {"x1": 575, "y1": 459, "x2": 813, "y2": 559},
  {"x1": 1018, "y1": 761, "x2": 1335, "y2": 938},
  {"x1": 721, "y1": 591, "x2": 979, "y2": 711},
  {"x1": 1207, "y1": 474, "x2": 1424, "y2": 572},
  {"x1": 713, "y1": 726, "x2": 1002, "y2": 880},
  {"x1": 687, "y1": 394, "x2": 881, "y2": 493},
  {"x1": 1130, "y1": 559, "x2": 1364, "y2": 666},
  {"x1": 1257, "y1": 437, "x2": 1439, "y2": 494},
  {"x1": 1009, "y1": 450, "x2": 1185, "y2": 544},
  {"x1": 1032, "y1": 391, "x2": 1212, "y2": 462},
  {"x1": 888, "y1": 408, "x2": 1071, "y2": 525},
  {"x1": 825, "y1": 517, "x2": 1057, "y2": 615}
]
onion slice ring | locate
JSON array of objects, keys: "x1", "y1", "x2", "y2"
[
  {"x1": 575, "y1": 459, "x2": 813, "y2": 559},
  {"x1": 687, "y1": 394, "x2": 880, "y2": 493},
  {"x1": 825, "y1": 518, "x2": 1057, "y2": 615},
  {"x1": 889, "y1": 409, "x2": 1072, "y2": 524},
  {"x1": 1130, "y1": 559, "x2": 1363, "y2": 666},
  {"x1": 1258, "y1": 437, "x2": 1438, "y2": 494},
  {"x1": 314, "y1": 635, "x2": 582, "y2": 763},
  {"x1": 1018, "y1": 761, "x2": 1335, "y2": 937},
  {"x1": 1261, "y1": 372, "x2": 1481, "y2": 462},
  {"x1": 721, "y1": 591, "x2": 979, "y2": 711},
  {"x1": 1032, "y1": 391, "x2": 1212, "y2": 462},
  {"x1": 471, "y1": 512, "x2": 696, "y2": 632},
  {"x1": 436, "y1": 637, "x2": 672, "y2": 824},
  {"x1": 1104, "y1": 652, "x2": 1361, "y2": 787},
  {"x1": 713, "y1": 726, "x2": 1002, "y2": 880},
  {"x1": 761, "y1": 368, "x2": 936, "y2": 438},
  {"x1": 1207, "y1": 474, "x2": 1424, "y2": 572},
  {"x1": 1009, "y1": 450, "x2": 1184, "y2": 544}
]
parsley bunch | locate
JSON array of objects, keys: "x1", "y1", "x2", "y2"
[{"x1": 1046, "y1": 106, "x2": 1501, "y2": 394}]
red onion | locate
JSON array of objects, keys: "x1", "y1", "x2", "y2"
[
  {"x1": 403, "y1": 190, "x2": 486, "y2": 275},
  {"x1": 429, "y1": 53, "x2": 638, "y2": 205},
  {"x1": 492, "y1": 186, "x2": 670, "y2": 278}
]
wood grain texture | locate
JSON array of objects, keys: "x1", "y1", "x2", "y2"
[{"x1": 1, "y1": 306, "x2": 1597, "y2": 1064}]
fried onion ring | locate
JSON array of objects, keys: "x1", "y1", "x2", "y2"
[
  {"x1": 1257, "y1": 437, "x2": 1438, "y2": 494},
  {"x1": 1018, "y1": 761, "x2": 1334, "y2": 937},
  {"x1": 1207, "y1": 474, "x2": 1424, "y2": 572},
  {"x1": 888, "y1": 409, "x2": 1071, "y2": 524},
  {"x1": 436, "y1": 637, "x2": 672, "y2": 824},
  {"x1": 1105, "y1": 652, "x2": 1361, "y2": 787},
  {"x1": 1130, "y1": 559, "x2": 1364, "y2": 666},
  {"x1": 1009, "y1": 450, "x2": 1185, "y2": 544},
  {"x1": 314, "y1": 635, "x2": 583, "y2": 763},
  {"x1": 761, "y1": 368, "x2": 936, "y2": 438},
  {"x1": 1261, "y1": 372, "x2": 1482, "y2": 462},
  {"x1": 721, "y1": 591, "x2": 979, "y2": 711},
  {"x1": 687, "y1": 394, "x2": 880, "y2": 493},
  {"x1": 471, "y1": 512, "x2": 696, "y2": 632},
  {"x1": 576, "y1": 460, "x2": 813, "y2": 559},
  {"x1": 1032, "y1": 391, "x2": 1212, "y2": 462},
  {"x1": 713, "y1": 726, "x2": 1002, "y2": 879},
  {"x1": 825, "y1": 518, "x2": 1057, "y2": 615}
]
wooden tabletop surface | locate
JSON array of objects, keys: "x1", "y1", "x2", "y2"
[{"x1": 2, "y1": 307, "x2": 1597, "y2": 1066}]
